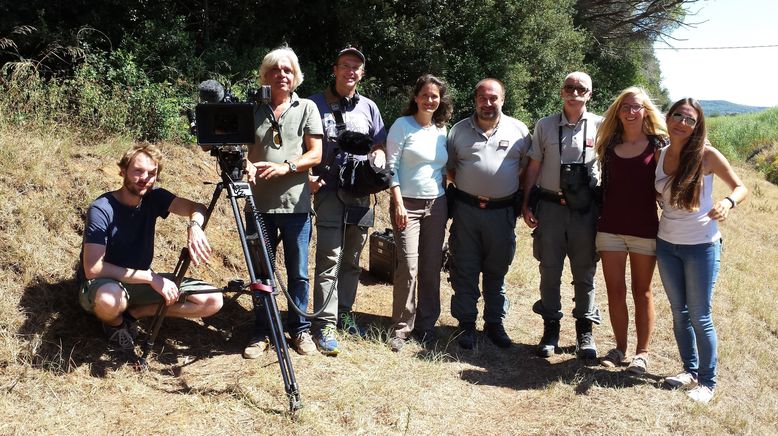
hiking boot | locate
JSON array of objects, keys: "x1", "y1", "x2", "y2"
[
  {"x1": 664, "y1": 371, "x2": 698, "y2": 389},
  {"x1": 575, "y1": 319, "x2": 597, "y2": 360},
  {"x1": 291, "y1": 330, "x2": 317, "y2": 356},
  {"x1": 103, "y1": 318, "x2": 137, "y2": 352},
  {"x1": 413, "y1": 329, "x2": 438, "y2": 346},
  {"x1": 537, "y1": 319, "x2": 560, "y2": 357},
  {"x1": 315, "y1": 325, "x2": 340, "y2": 357},
  {"x1": 337, "y1": 311, "x2": 367, "y2": 337},
  {"x1": 485, "y1": 322, "x2": 512, "y2": 348},
  {"x1": 457, "y1": 323, "x2": 476, "y2": 349},
  {"x1": 243, "y1": 335, "x2": 271, "y2": 359},
  {"x1": 390, "y1": 336, "x2": 406, "y2": 352}
]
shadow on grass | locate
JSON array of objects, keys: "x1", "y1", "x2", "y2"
[
  {"x1": 412, "y1": 327, "x2": 663, "y2": 394},
  {"x1": 17, "y1": 275, "x2": 257, "y2": 378}
]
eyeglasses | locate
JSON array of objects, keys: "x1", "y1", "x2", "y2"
[
  {"x1": 619, "y1": 104, "x2": 644, "y2": 113},
  {"x1": 271, "y1": 121, "x2": 281, "y2": 145},
  {"x1": 563, "y1": 85, "x2": 589, "y2": 95},
  {"x1": 337, "y1": 63, "x2": 363, "y2": 72},
  {"x1": 670, "y1": 112, "x2": 697, "y2": 127}
]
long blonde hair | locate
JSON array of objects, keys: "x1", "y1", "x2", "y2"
[{"x1": 595, "y1": 86, "x2": 667, "y2": 163}]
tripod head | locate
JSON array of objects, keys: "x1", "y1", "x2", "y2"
[{"x1": 210, "y1": 144, "x2": 247, "y2": 182}]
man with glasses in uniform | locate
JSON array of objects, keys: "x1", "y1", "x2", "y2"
[{"x1": 521, "y1": 72, "x2": 603, "y2": 360}]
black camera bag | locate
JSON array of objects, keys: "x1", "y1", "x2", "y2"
[
  {"x1": 558, "y1": 121, "x2": 595, "y2": 212},
  {"x1": 337, "y1": 131, "x2": 392, "y2": 197},
  {"x1": 560, "y1": 163, "x2": 594, "y2": 212}
]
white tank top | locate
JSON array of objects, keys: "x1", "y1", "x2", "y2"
[{"x1": 655, "y1": 146, "x2": 720, "y2": 244}]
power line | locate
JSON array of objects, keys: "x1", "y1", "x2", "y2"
[{"x1": 655, "y1": 44, "x2": 778, "y2": 50}]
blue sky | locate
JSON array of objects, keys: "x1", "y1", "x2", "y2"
[{"x1": 653, "y1": 0, "x2": 777, "y2": 107}]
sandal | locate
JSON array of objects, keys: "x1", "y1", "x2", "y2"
[
  {"x1": 626, "y1": 355, "x2": 648, "y2": 375},
  {"x1": 600, "y1": 348, "x2": 625, "y2": 368}
]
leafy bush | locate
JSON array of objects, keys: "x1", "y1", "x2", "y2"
[
  {"x1": 0, "y1": 48, "x2": 191, "y2": 141},
  {"x1": 707, "y1": 108, "x2": 778, "y2": 184}
]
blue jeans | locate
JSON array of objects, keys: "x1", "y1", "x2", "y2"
[
  {"x1": 251, "y1": 212, "x2": 312, "y2": 336},
  {"x1": 656, "y1": 238, "x2": 720, "y2": 388}
]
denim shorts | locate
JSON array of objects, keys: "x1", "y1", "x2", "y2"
[{"x1": 596, "y1": 232, "x2": 656, "y2": 256}]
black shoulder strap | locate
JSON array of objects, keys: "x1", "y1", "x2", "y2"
[{"x1": 325, "y1": 85, "x2": 346, "y2": 126}]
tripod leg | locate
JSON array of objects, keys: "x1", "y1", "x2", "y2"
[
  {"x1": 137, "y1": 183, "x2": 224, "y2": 369},
  {"x1": 227, "y1": 181, "x2": 302, "y2": 412}
]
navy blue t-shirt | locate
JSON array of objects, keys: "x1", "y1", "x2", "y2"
[{"x1": 77, "y1": 187, "x2": 176, "y2": 282}]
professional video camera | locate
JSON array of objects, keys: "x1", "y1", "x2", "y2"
[{"x1": 182, "y1": 80, "x2": 270, "y2": 180}]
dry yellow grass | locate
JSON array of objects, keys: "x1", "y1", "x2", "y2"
[{"x1": 1, "y1": 124, "x2": 777, "y2": 434}]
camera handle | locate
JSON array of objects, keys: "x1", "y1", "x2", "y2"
[{"x1": 137, "y1": 169, "x2": 302, "y2": 413}]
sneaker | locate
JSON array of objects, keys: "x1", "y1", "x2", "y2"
[
  {"x1": 600, "y1": 348, "x2": 626, "y2": 368},
  {"x1": 291, "y1": 330, "x2": 317, "y2": 356},
  {"x1": 575, "y1": 319, "x2": 597, "y2": 360},
  {"x1": 390, "y1": 336, "x2": 406, "y2": 352},
  {"x1": 337, "y1": 311, "x2": 367, "y2": 337},
  {"x1": 664, "y1": 371, "x2": 698, "y2": 389},
  {"x1": 626, "y1": 355, "x2": 648, "y2": 375},
  {"x1": 485, "y1": 322, "x2": 512, "y2": 348},
  {"x1": 243, "y1": 335, "x2": 271, "y2": 359},
  {"x1": 687, "y1": 385, "x2": 715, "y2": 404},
  {"x1": 457, "y1": 323, "x2": 476, "y2": 350},
  {"x1": 315, "y1": 325, "x2": 340, "y2": 357},
  {"x1": 537, "y1": 319, "x2": 560, "y2": 357},
  {"x1": 102, "y1": 318, "x2": 137, "y2": 352}
]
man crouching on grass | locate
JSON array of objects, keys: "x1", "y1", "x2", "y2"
[{"x1": 76, "y1": 143, "x2": 223, "y2": 353}]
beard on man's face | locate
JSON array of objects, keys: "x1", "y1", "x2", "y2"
[{"x1": 123, "y1": 176, "x2": 152, "y2": 197}]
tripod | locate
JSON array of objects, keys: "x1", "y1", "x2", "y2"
[{"x1": 137, "y1": 145, "x2": 302, "y2": 413}]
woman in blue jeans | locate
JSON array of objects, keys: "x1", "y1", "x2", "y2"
[{"x1": 654, "y1": 98, "x2": 748, "y2": 403}]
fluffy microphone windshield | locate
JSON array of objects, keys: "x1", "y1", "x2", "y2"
[
  {"x1": 198, "y1": 79, "x2": 225, "y2": 103},
  {"x1": 336, "y1": 131, "x2": 373, "y2": 155}
]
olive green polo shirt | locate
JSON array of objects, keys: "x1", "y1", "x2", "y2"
[{"x1": 248, "y1": 93, "x2": 323, "y2": 213}]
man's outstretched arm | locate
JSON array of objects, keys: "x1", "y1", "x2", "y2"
[{"x1": 168, "y1": 197, "x2": 212, "y2": 266}]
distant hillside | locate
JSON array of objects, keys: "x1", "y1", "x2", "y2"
[{"x1": 701, "y1": 100, "x2": 770, "y2": 116}]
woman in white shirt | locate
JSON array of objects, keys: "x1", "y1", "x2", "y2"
[
  {"x1": 655, "y1": 98, "x2": 747, "y2": 403},
  {"x1": 386, "y1": 74, "x2": 453, "y2": 352}
]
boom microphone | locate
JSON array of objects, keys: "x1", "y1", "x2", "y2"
[{"x1": 199, "y1": 79, "x2": 225, "y2": 103}]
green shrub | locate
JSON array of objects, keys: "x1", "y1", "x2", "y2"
[{"x1": 0, "y1": 48, "x2": 192, "y2": 141}]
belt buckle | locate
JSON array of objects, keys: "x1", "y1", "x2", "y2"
[
  {"x1": 477, "y1": 195, "x2": 489, "y2": 209},
  {"x1": 557, "y1": 191, "x2": 566, "y2": 206}
]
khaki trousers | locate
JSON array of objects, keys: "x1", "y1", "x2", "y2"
[{"x1": 390, "y1": 195, "x2": 448, "y2": 338}]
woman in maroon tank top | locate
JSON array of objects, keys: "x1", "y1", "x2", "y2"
[{"x1": 594, "y1": 87, "x2": 668, "y2": 374}]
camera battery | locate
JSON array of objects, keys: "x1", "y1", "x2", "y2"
[{"x1": 369, "y1": 228, "x2": 396, "y2": 282}]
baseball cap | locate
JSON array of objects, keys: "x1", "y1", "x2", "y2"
[{"x1": 337, "y1": 46, "x2": 365, "y2": 64}]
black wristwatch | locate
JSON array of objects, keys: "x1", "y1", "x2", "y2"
[{"x1": 284, "y1": 160, "x2": 297, "y2": 173}]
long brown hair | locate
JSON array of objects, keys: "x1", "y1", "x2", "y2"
[
  {"x1": 402, "y1": 74, "x2": 453, "y2": 128},
  {"x1": 665, "y1": 98, "x2": 707, "y2": 211}
]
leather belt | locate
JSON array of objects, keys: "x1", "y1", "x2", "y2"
[
  {"x1": 539, "y1": 189, "x2": 566, "y2": 206},
  {"x1": 454, "y1": 188, "x2": 516, "y2": 209}
]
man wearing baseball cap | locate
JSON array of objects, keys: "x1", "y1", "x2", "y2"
[{"x1": 307, "y1": 47, "x2": 387, "y2": 355}]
